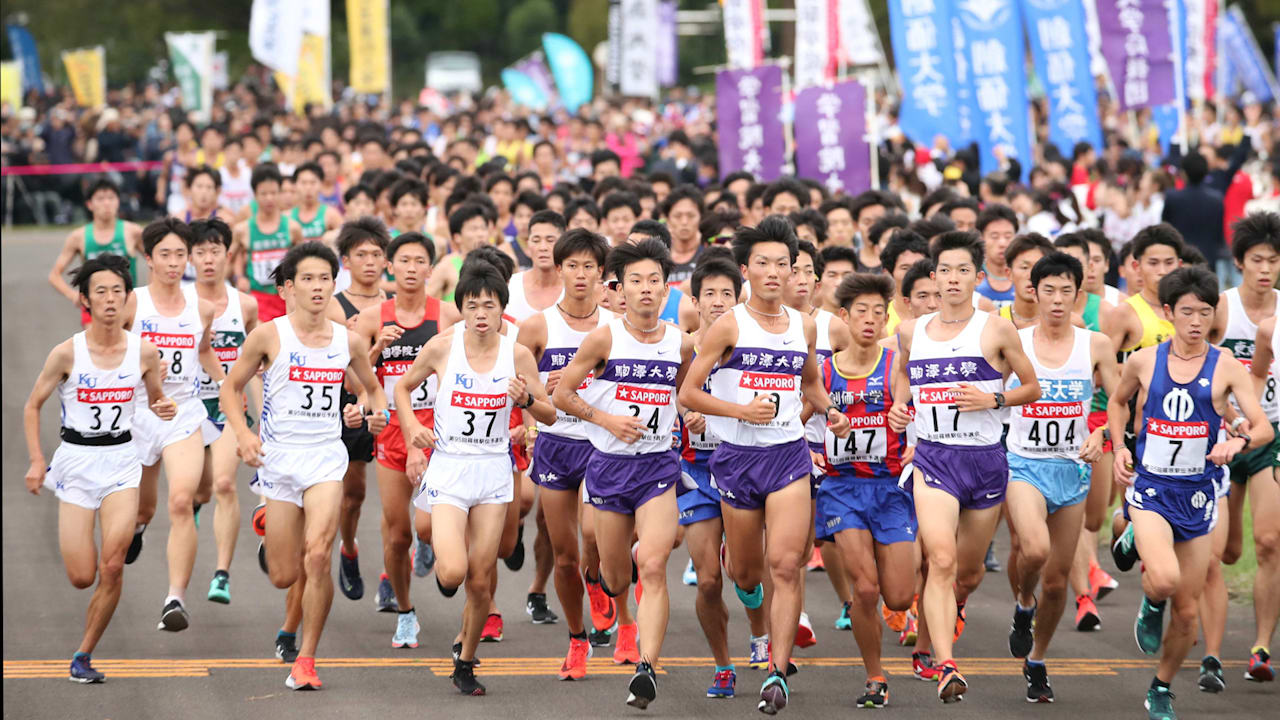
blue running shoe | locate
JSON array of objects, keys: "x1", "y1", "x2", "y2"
[
  {"x1": 339, "y1": 546, "x2": 363, "y2": 600},
  {"x1": 749, "y1": 634, "x2": 769, "y2": 669},
  {"x1": 683, "y1": 559, "x2": 698, "y2": 586},
  {"x1": 375, "y1": 574, "x2": 397, "y2": 613},
  {"x1": 835, "y1": 602, "x2": 852, "y2": 631},
  {"x1": 392, "y1": 609, "x2": 420, "y2": 649},
  {"x1": 413, "y1": 539, "x2": 435, "y2": 578},
  {"x1": 758, "y1": 671, "x2": 789, "y2": 714},
  {"x1": 707, "y1": 667, "x2": 736, "y2": 698},
  {"x1": 69, "y1": 654, "x2": 104, "y2": 684},
  {"x1": 207, "y1": 570, "x2": 230, "y2": 604}
]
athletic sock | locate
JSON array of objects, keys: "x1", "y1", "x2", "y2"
[
  {"x1": 1016, "y1": 601, "x2": 1036, "y2": 614},
  {"x1": 277, "y1": 630, "x2": 296, "y2": 639},
  {"x1": 340, "y1": 544, "x2": 358, "y2": 559},
  {"x1": 73, "y1": 651, "x2": 90, "y2": 660},
  {"x1": 1025, "y1": 658, "x2": 1045, "y2": 668},
  {"x1": 1146, "y1": 597, "x2": 1167, "y2": 611},
  {"x1": 213, "y1": 569, "x2": 229, "y2": 580},
  {"x1": 1151, "y1": 677, "x2": 1170, "y2": 691},
  {"x1": 569, "y1": 631, "x2": 587, "y2": 641},
  {"x1": 716, "y1": 664, "x2": 735, "y2": 673}
]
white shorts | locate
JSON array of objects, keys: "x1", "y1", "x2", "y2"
[
  {"x1": 46, "y1": 441, "x2": 142, "y2": 510},
  {"x1": 134, "y1": 397, "x2": 206, "y2": 466},
  {"x1": 415, "y1": 451, "x2": 513, "y2": 512},
  {"x1": 250, "y1": 441, "x2": 347, "y2": 507}
]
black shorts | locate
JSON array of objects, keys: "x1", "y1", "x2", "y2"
[{"x1": 342, "y1": 421, "x2": 375, "y2": 463}]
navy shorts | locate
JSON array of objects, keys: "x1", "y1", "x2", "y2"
[
  {"x1": 815, "y1": 473, "x2": 917, "y2": 545},
  {"x1": 1008, "y1": 453, "x2": 1090, "y2": 514},
  {"x1": 709, "y1": 437, "x2": 813, "y2": 511},
  {"x1": 678, "y1": 459, "x2": 720, "y2": 526},
  {"x1": 913, "y1": 440, "x2": 1009, "y2": 510},
  {"x1": 807, "y1": 440, "x2": 826, "y2": 497},
  {"x1": 1124, "y1": 474, "x2": 1218, "y2": 542},
  {"x1": 584, "y1": 449, "x2": 679, "y2": 515},
  {"x1": 532, "y1": 432, "x2": 594, "y2": 492}
]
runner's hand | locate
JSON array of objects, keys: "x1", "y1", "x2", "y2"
[
  {"x1": 508, "y1": 374, "x2": 529, "y2": 403},
  {"x1": 684, "y1": 411, "x2": 706, "y2": 435},
  {"x1": 366, "y1": 408, "x2": 389, "y2": 435},
  {"x1": 826, "y1": 407, "x2": 851, "y2": 438},
  {"x1": 543, "y1": 369, "x2": 562, "y2": 395},
  {"x1": 406, "y1": 446, "x2": 428, "y2": 483},
  {"x1": 404, "y1": 420, "x2": 435, "y2": 450},
  {"x1": 603, "y1": 413, "x2": 647, "y2": 444},
  {"x1": 511, "y1": 422, "x2": 526, "y2": 448},
  {"x1": 739, "y1": 394, "x2": 778, "y2": 424},
  {"x1": 1113, "y1": 447, "x2": 1135, "y2": 487},
  {"x1": 237, "y1": 432, "x2": 263, "y2": 467},
  {"x1": 1208, "y1": 436, "x2": 1248, "y2": 467},
  {"x1": 1079, "y1": 428, "x2": 1105, "y2": 464},
  {"x1": 342, "y1": 402, "x2": 364, "y2": 429},
  {"x1": 952, "y1": 384, "x2": 995, "y2": 412},
  {"x1": 25, "y1": 461, "x2": 44, "y2": 495},
  {"x1": 375, "y1": 324, "x2": 403, "y2": 351},
  {"x1": 888, "y1": 402, "x2": 912, "y2": 433},
  {"x1": 151, "y1": 396, "x2": 178, "y2": 421}
]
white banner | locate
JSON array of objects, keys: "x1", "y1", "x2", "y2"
[
  {"x1": 837, "y1": 0, "x2": 882, "y2": 66},
  {"x1": 794, "y1": 0, "x2": 832, "y2": 89},
  {"x1": 165, "y1": 32, "x2": 216, "y2": 121},
  {"x1": 619, "y1": 0, "x2": 659, "y2": 97},
  {"x1": 723, "y1": 0, "x2": 762, "y2": 70},
  {"x1": 301, "y1": 0, "x2": 330, "y2": 37},
  {"x1": 212, "y1": 51, "x2": 229, "y2": 89},
  {"x1": 249, "y1": 0, "x2": 305, "y2": 76}
]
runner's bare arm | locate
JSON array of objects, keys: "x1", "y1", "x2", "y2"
[
  {"x1": 1252, "y1": 316, "x2": 1276, "y2": 394},
  {"x1": 800, "y1": 312, "x2": 849, "y2": 437},
  {"x1": 1209, "y1": 294, "x2": 1230, "y2": 344},
  {"x1": 513, "y1": 344, "x2": 556, "y2": 426},
  {"x1": 288, "y1": 221, "x2": 303, "y2": 246},
  {"x1": 356, "y1": 303, "x2": 396, "y2": 366},
  {"x1": 424, "y1": 257, "x2": 450, "y2": 299},
  {"x1": 1092, "y1": 332, "x2": 1121, "y2": 400},
  {"x1": 828, "y1": 317, "x2": 852, "y2": 353},
  {"x1": 395, "y1": 334, "x2": 444, "y2": 447},
  {"x1": 346, "y1": 329, "x2": 387, "y2": 434},
  {"x1": 220, "y1": 323, "x2": 276, "y2": 459},
  {"x1": 124, "y1": 222, "x2": 143, "y2": 258},
  {"x1": 1102, "y1": 301, "x2": 1138, "y2": 354},
  {"x1": 48, "y1": 229, "x2": 84, "y2": 304},
  {"x1": 230, "y1": 221, "x2": 249, "y2": 291},
  {"x1": 1217, "y1": 356, "x2": 1274, "y2": 460},
  {"x1": 196, "y1": 299, "x2": 224, "y2": 382},
  {"x1": 22, "y1": 341, "x2": 73, "y2": 493},
  {"x1": 888, "y1": 318, "x2": 916, "y2": 432},
  {"x1": 552, "y1": 324, "x2": 611, "y2": 424},
  {"x1": 121, "y1": 292, "x2": 137, "y2": 331},
  {"x1": 139, "y1": 339, "x2": 177, "y2": 421},
  {"x1": 981, "y1": 317, "x2": 1041, "y2": 409},
  {"x1": 325, "y1": 206, "x2": 343, "y2": 231},
  {"x1": 678, "y1": 294, "x2": 699, "y2": 333},
  {"x1": 439, "y1": 300, "x2": 461, "y2": 330},
  {"x1": 678, "y1": 311, "x2": 769, "y2": 422},
  {"x1": 1107, "y1": 347, "x2": 1148, "y2": 486}
]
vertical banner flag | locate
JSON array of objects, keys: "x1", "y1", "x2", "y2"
[
  {"x1": 794, "y1": 80, "x2": 871, "y2": 194},
  {"x1": 957, "y1": 0, "x2": 1031, "y2": 175},
  {"x1": 723, "y1": 0, "x2": 764, "y2": 69},
  {"x1": 1217, "y1": 5, "x2": 1280, "y2": 102},
  {"x1": 1021, "y1": 0, "x2": 1104, "y2": 158},
  {"x1": 657, "y1": 1, "x2": 679, "y2": 87},
  {"x1": 250, "y1": 0, "x2": 305, "y2": 76},
  {"x1": 620, "y1": 0, "x2": 659, "y2": 98},
  {"x1": 794, "y1": 0, "x2": 836, "y2": 89},
  {"x1": 294, "y1": 33, "x2": 330, "y2": 110},
  {"x1": 1, "y1": 62, "x2": 22, "y2": 109},
  {"x1": 166, "y1": 32, "x2": 216, "y2": 121},
  {"x1": 607, "y1": 0, "x2": 622, "y2": 89},
  {"x1": 514, "y1": 53, "x2": 559, "y2": 107},
  {"x1": 888, "y1": 0, "x2": 962, "y2": 146},
  {"x1": 1095, "y1": 0, "x2": 1177, "y2": 110},
  {"x1": 62, "y1": 47, "x2": 106, "y2": 109},
  {"x1": 951, "y1": 12, "x2": 975, "y2": 143},
  {"x1": 502, "y1": 68, "x2": 549, "y2": 109},
  {"x1": 839, "y1": 0, "x2": 885, "y2": 66},
  {"x1": 1183, "y1": 0, "x2": 1208, "y2": 101},
  {"x1": 212, "y1": 52, "x2": 229, "y2": 90},
  {"x1": 543, "y1": 33, "x2": 594, "y2": 113},
  {"x1": 5, "y1": 24, "x2": 44, "y2": 95},
  {"x1": 347, "y1": 0, "x2": 390, "y2": 94},
  {"x1": 716, "y1": 66, "x2": 786, "y2": 181}
]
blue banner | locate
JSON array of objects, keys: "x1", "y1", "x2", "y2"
[
  {"x1": 887, "y1": 0, "x2": 962, "y2": 146},
  {"x1": 502, "y1": 68, "x2": 548, "y2": 110},
  {"x1": 1020, "y1": 0, "x2": 1103, "y2": 159},
  {"x1": 5, "y1": 25, "x2": 44, "y2": 95},
  {"x1": 956, "y1": 0, "x2": 1031, "y2": 178},
  {"x1": 541, "y1": 33, "x2": 594, "y2": 114},
  {"x1": 1217, "y1": 6, "x2": 1280, "y2": 102}
]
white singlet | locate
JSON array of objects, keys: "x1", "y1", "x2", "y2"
[
  {"x1": 505, "y1": 272, "x2": 564, "y2": 324},
  {"x1": 1221, "y1": 287, "x2": 1280, "y2": 423},
  {"x1": 705, "y1": 304, "x2": 807, "y2": 447},
  {"x1": 1006, "y1": 326, "x2": 1093, "y2": 460},
  {"x1": 197, "y1": 285, "x2": 245, "y2": 401},
  {"x1": 584, "y1": 319, "x2": 682, "y2": 455},
  {"x1": 259, "y1": 316, "x2": 350, "y2": 446},
  {"x1": 804, "y1": 309, "x2": 835, "y2": 445},
  {"x1": 537, "y1": 305, "x2": 614, "y2": 438},
  {"x1": 907, "y1": 310, "x2": 1005, "y2": 446},
  {"x1": 60, "y1": 332, "x2": 143, "y2": 437},
  {"x1": 433, "y1": 332, "x2": 516, "y2": 456},
  {"x1": 130, "y1": 284, "x2": 203, "y2": 403}
]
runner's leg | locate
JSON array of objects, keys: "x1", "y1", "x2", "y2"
[
  {"x1": 298, "y1": 482, "x2": 342, "y2": 658},
  {"x1": 1251, "y1": 470, "x2": 1280, "y2": 652},
  {"x1": 687, "y1": 517, "x2": 731, "y2": 667},
  {"x1": 162, "y1": 430, "x2": 205, "y2": 599},
  {"x1": 914, "y1": 473, "x2": 962, "y2": 662},
  {"x1": 631, "y1": 490, "x2": 678, "y2": 664},
  {"x1": 1200, "y1": 498, "x2": 1229, "y2": 659},
  {"x1": 1030, "y1": 502, "x2": 1087, "y2": 661},
  {"x1": 210, "y1": 430, "x2": 240, "y2": 573},
  {"x1": 339, "y1": 461, "x2": 367, "y2": 555},
  {"x1": 1157, "y1": 534, "x2": 1214, "y2": 682},
  {"x1": 377, "y1": 465, "x2": 415, "y2": 611},
  {"x1": 542, "y1": 487, "x2": 587, "y2": 635},
  {"x1": 761, "y1": 479, "x2": 812, "y2": 671}
]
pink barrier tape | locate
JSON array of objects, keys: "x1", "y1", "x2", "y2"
[{"x1": 1, "y1": 161, "x2": 166, "y2": 176}]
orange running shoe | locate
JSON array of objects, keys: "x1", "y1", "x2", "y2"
[
  {"x1": 614, "y1": 623, "x2": 640, "y2": 664},
  {"x1": 1088, "y1": 563, "x2": 1119, "y2": 601},
  {"x1": 480, "y1": 613, "x2": 504, "y2": 642},
  {"x1": 559, "y1": 636, "x2": 592, "y2": 680},
  {"x1": 883, "y1": 605, "x2": 908, "y2": 633},
  {"x1": 898, "y1": 610, "x2": 918, "y2": 646},
  {"x1": 936, "y1": 659, "x2": 967, "y2": 703},
  {"x1": 1075, "y1": 594, "x2": 1101, "y2": 631},
  {"x1": 953, "y1": 602, "x2": 967, "y2": 643},
  {"x1": 252, "y1": 503, "x2": 267, "y2": 537},
  {"x1": 806, "y1": 546, "x2": 825, "y2": 571},
  {"x1": 585, "y1": 575, "x2": 618, "y2": 633},
  {"x1": 285, "y1": 656, "x2": 322, "y2": 690}
]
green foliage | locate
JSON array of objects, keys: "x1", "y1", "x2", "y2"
[
  {"x1": 566, "y1": 0, "x2": 608, "y2": 57},
  {"x1": 506, "y1": 0, "x2": 559, "y2": 61}
]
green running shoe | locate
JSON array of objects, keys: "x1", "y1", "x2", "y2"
[
  {"x1": 1112, "y1": 523, "x2": 1138, "y2": 571},
  {"x1": 207, "y1": 570, "x2": 230, "y2": 604},
  {"x1": 1135, "y1": 597, "x2": 1166, "y2": 655},
  {"x1": 1145, "y1": 685, "x2": 1176, "y2": 720}
]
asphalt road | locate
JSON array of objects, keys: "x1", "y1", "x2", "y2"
[{"x1": 3, "y1": 228, "x2": 1275, "y2": 719}]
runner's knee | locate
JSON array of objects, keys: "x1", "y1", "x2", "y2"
[{"x1": 1255, "y1": 527, "x2": 1280, "y2": 565}]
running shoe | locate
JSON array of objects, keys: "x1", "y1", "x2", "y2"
[
  {"x1": 882, "y1": 604, "x2": 906, "y2": 633},
  {"x1": 682, "y1": 559, "x2": 698, "y2": 586},
  {"x1": 1198, "y1": 655, "x2": 1225, "y2": 693},
  {"x1": 480, "y1": 613, "x2": 504, "y2": 642},
  {"x1": 585, "y1": 574, "x2": 618, "y2": 632},
  {"x1": 1246, "y1": 646, "x2": 1274, "y2": 682},
  {"x1": 1135, "y1": 596, "x2": 1166, "y2": 655},
  {"x1": 758, "y1": 670, "x2": 789, "y2": 714},
  {"x1": 559, "y1": 636, "x2": 591, "y2": 680},
  {"x1": 451, "y1": 658, "x2": 485, "y2": 696},
  {"x1": 412, "y1": 539, "x2": 435, "y2": 578},
  {"x1": 807, "y1": 546, "x2": 825, "y2": 571},
  {"x1": 1023, "y1": 661, "x2": 1054, "y2": 703},
  {"x1": 707, "y1": 667, "x2": 736, "y2": 698},
  {"x1": 1008, "y1": 602, "x2": 1036, "y2": 658},
  {"x1": 953, "y1": 601, "x2": 967, "y2": 643},
  {"x1": 913, "y1": 652, "x2": 941, "y2": 681},
  {"x1": 835, "y1": 602, "x2": 852, "y2": 631},
  {"x1": 393, "y1": 609, "x2": 420, "y2": 649},
  {"x1": 193, "y1": 502, "x2": 202, "y2": 529},
  {"x1": 275, "y1": 632, "x2": 299, "y2": 663},
  {"x1": 1076, "y1": 594, "x2": 1101, "y2": 631},
  {"x1": 157, "y1": 599, "x2": 189, "y2": 632},
  {"x1": 1112, "y1": 524, "x2": 1138, "y2": 572},
  {"x1": 749, "y1": 634, "x2": 770, "y2": 669},
  {"x1": 207, "y1": 570, "x2": 231, "y2": 604},
  {"x1": 338, "y1": 546, "x2": 363, "y2": 600},
  {"x1": 795, "y1": 611, "x2": 817, "y2": 648},
  {"x1": 504, "y1": 523, "x2": 525, "y2": 572},
  {"x1": 856, "y1": 677, "x2": 889, "y2": 708},
  {"x1": 374, "y1": 573, "x2": 397, "y2": 613},
  {"x1": 936, "y1": 659, "x2": 967, "y2": 703},
  {"x1": 450, "y1": 642, "x2": 481, "y2": 665},
  {"x1": 257, "y1": 541, "x2": 269, "y2": 576},
  {"x1": 589, "y1": 627, "x2": 613, "y2": 647},
  {"x1": 68, "y1": 654, "x2": 105, "y2": 684},
  {"x1": 526, "y1": 592, "x2": 559, "y2": 624},
  {"x1": 285, "y1": 656, "x2": 322, "y2": 691},
  {"x1": 1089, "y1": 563, "x2": 1119, "y2": 600},
  {"x1": 251, "y1": 504, "x2": 266, "y2": 536},
  {"x1": 898, "y1": 611, "x2": 918, "y2": 646},
  {"x1": 614, "y1": 622, "x2": 640, "y2": 664},
  {"x1": 1144, "y1": 685, "x2": 1176, "y2": 720},
  {"x1": 125, "y1": 524, "x2": 146, "y2": 565},
  {"x1": 626, "y1": 661, "x2": 657, "y2": 709},
  {"x1": 984, "y1": 543, "x2": 1001, "y2": 572}
]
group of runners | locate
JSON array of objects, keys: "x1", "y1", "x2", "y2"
[{"x1": 21, "y1": 160, "x2": 1280, "y2": 720}]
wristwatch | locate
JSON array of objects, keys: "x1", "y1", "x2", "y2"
[
  {"x1": 993, "y1": 392, "x2": 1006, "y2": 409},
  {"x1": 517, "y1": 392, "x2": 534, "y2": 409}
]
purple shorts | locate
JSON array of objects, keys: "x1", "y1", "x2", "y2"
[
  {"x1": 585, "y1": 449, "x2": 679, "y2": 515},
  {"x1": 531, "y1": 432, "x2": 593, "y2": 492},
  {"x1": 710, "y1": 437, "x2": 813, "y2": 510},
  {"x1": 913, "y1": 440, "x2": 1009, "y2": 510}
]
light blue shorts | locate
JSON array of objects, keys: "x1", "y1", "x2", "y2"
[{"x1": 1007, "y1": 453, "x2": 1090, "y2": 514}]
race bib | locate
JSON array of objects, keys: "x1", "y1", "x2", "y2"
[
  {"x1": 915, "y1": 386, "x2": 979, "y2": 441},
  {"x1": 251, "y1": 247, "x2": 288, "y2": 284},
  {"x1": 826, "y1": 412, "x2": 888, "y2": 465},
  {"x1": 737, "y1": 372, "x2": 801, "y2": 429},
  {"x1": 1017, "y1": 401, "x2": 1085, "y2": 454},
  {"x1": 1142, "y1": 417, "x2": 1209, "y2": 476}
]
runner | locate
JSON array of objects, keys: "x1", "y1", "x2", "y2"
[
  {"x1": 1107, "y1": 266, "x2": 1272, "y2": 720},
  {"x1": 396, "y1": 261, "x2": 556, "y2": 696},
  {"x1": 975, "y1": 205, "x2": 1019, "y2": 308},
  {"x1": 48, "y1": 179, "x2": 142, "y2": 325},
  {"x1": 679, "y1": 216, "x2": 852, "y2": 714},
  {"x1": 427, "y1": 203, "x2": 490, "y2": 303},
  {"x1": 505, "y1": 210, "x2": 566, "y2": 323},
  {"x1": 219, "y1": 242, "x2": 389, "y2": 691},
  {"x1": 554, "y1": 237, "x2": 695, "y2": 709},
  {"x1": 23, "y1": 254, "x2": 176, "y2": 683},
  {"x1": 878, "y1": 231, "x2": 931, "y2": 336},
  {"x1": 389, "y1": 177, "x2": 430, "y2": 237},
  {"x1": 888, "y1": 230, "x2": 1042, "y2": 702},
  {"x1": 1004, "y1": 252, "x2": 1119, "y2": 703},
  {"x1": 181, "y1": 166, "x2": 233, "y2": 223},
  {"x1": 818, "y1": 245, "x2": 859, "y2": 314},
  {"x1": 232, "y1": 165, "x2": 302, "y2": 322},
  {"x1": 997, "y1": 234, "x2": 1058, "y2": 329},
  {"x1": 814, "y1": 272, "x2": 915, "y2": 709},
  {"x1": 122, "y1": 218, "x2": 223, "y2": 634},
  {"x1": 502, "y1": 190, "x2": 547, "y2": 270},
  {"x1": 1250, "y1": 298, "x2": 1280, "y2": 685},
  {"x1": 290, "y1": 162, "x2": 343, "y2": 240}
]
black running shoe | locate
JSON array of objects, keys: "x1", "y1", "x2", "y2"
[
  {"x1": 451, "y1": 642, "x2": 481, "y2": 666},
  {"x1": 157, "y1": 599, "x2": 189, "y2": 632},
  {"x1": 589, "y1": 627, "x2": 613, "y2": 647},
  {"x1": 758, "y1": 670, "x2": 789, "y2": 715},
  {"x1": 626, "y1": 661, "x2": 657, "y2": 709},
  {"x1": 1023, "y1": 661, "x2": 1054, "y2": 703},
  {"x1": 1009, "y1": 603, "x2": 1036, "y2": 658},
  {"x1": 1111, "y1": 524, "x2": 1138, "y2": 572},
  {"x1": 275, "y1": 633, "x2": 299, "y2": 663},
  {"x1": 338, "y1": 548, "x2": 363, "y2": 600},
  {"x1": 125, "y1": 525, "x2": 146, "y2": 565},
  {"x1": 526, "y1": 592, "x2": 559, "y2": 624},
  {"x1": 451, "y1": 658, "x2": 486, "y2": 696},
  {"x1": 856, "y1": 678, "x2": 889, "y2": 708},
  {"x1": 1198, "y1": 655, "x2": 1225, "y2": 693},
  {"x1": 504, "y1": 523, "x2": 526, "y2": 572},
  {"x1": 258, "y1": 541, "x2": 269, "y2": 576}
]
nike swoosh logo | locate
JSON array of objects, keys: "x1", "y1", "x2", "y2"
[
  {"x1": 327, "y1": 353, "x2": 341, "y2": 359},
  {"x1": 951, "y1": 346, "x2": 962, "y2": 352},
  {"x1": 657, "y1": 482, "x2": 670, "y2": 489},
  {"x1": 782, "y1": 339, "x2": 794, "y2": 345},
  {"x1": 656, "y1": 350, "x2": 668, "y2": 355},
  {"x1": 179, "y1": 322, "x2": 191, "y2": 328},
  {"x1": 116, "y1": 480, "x2": 128, "y2": 487},
  {"x1": 118, "y1": 373, "x2": 131, "y2": 380},
  {"x1": 493, "y1": 376, "x2": 507, "y2": 383},
  {"x1": 985, "y1": 492, "x2": 1001, "y2": 499}
]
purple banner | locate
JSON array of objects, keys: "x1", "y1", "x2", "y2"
[
  {"x1": 657, "y1": 0, "x2": 678, "y2": 87},
  {"x1": 716, "y1": 65, "x2": 786, "y2": 182},
  {"x1": 1095, "y1": 0, "x2": 1177, "y2": 110},
  {"x1": 515, "y1": 53, "x2": 560, "y2": 109},
  {"x1": 793, "y1": 81, "x2": 871, "y2": 195}
]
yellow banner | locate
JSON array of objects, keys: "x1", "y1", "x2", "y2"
[
  {"x1": 62, "y1": 46, "x2": 106, "y2": 109},
  {"x1": 0, "y1": 62, "x2": 20, "y2": 109},
  {"x1": 297, "y1": 33, "x2": 329, "y2": 110},
  {"x1": 347, "y1": 0, "x2": 389, "y2": 94}
]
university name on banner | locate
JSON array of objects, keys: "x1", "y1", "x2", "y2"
[
  {"x1": 62, "y1": 46, "x2": 106, "y2": 109},
  {"x1": 723, "y1": 0, "x2": 764, "y2": 69},
  {"x1": 1020, "y1": 0, "x2": 1103, "y2": 158},
  {"x1": 1218, "y1": 4, "x2": 1280, "y2": 102},
  {"x1": 957, "y1": 0, "x2": 1031, "y2": 176},
  {"x1": 887, "y1": 0, "x2": 962, "y2": 146},
  {"x1": 347, "y1": 0, "x2": 390, "y2": 93},
  {"x1": 166, "y1": 32, "x2": 215, "y2": 121},
  {"x1": 794, "y1": 80, "x2": 871, "y2": 194},
  {"x1": 1095, "y1": 0, "x2": 1176, "y2": 110},
  {"x1": 839, "y1": 0, "x2": 884, "y2": 66},
  {"x1": 249, "y1": 0, "x2": 305, "y2": 77},
  {"x1": 716, "y1": 65, "x2": 785, "y2": 181},
  {"x1": 794, "y1": 0, "x2": 837, "y2": 89},
  {"x1": 620, "y1": 0, "x2": 659, "y2": 98}
]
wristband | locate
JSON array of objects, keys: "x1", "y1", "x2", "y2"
[
  {"x1": 1237, "y1": 433, "x2": 1251, "y2": 449},
  {"x1": 1230, "y1": 416, "x2": 1246, "y2": 432},
  {"x1": 517, "y1": 392, "x2": 534, "y2": 409}
]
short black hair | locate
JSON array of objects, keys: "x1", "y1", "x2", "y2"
[
  {"x1": 554, "y1": 227, "x2": 610, "y2": 267},
  {"x1": 789, "y1": 209, "x2": 828, "y2": 245},
  {"x1": 1118, "y1": 240, "x2": 1136, "y2": 264},
  {"x1": 1182, "y1": 152, "x2": 1209, "y2": 185},
  {"x1": 629, "y1": 218, "x2": 672, "y2": 249},
  {"x1": 607, "y1": 237, "x2": 675, "y2": 283},
  {"x1": 931, "y1": 230, "x2": 985, "y2": 268},
  {"x1": 186, "y1": 164, "x2": 221, "y2": 189},
  {"x1": 1132, "y1": 223, "x2": 1185, "y2": 260},
  {"x1": 835, "y1": 272, "x2": 895, "y2": 311},
  {"x1": 251, "y1": 164, "x2": 283, "y2": 191},
  {"x1": 762, "y1": 178, "x2": 808, "y2": 210},
  {"x1": 190, "y1": 217, "x2": 233, "y2": 249},
  {"x1": 722, "y1": 170, "x2": 755, "y2": 188},
  {"x1": 879, "y1": 229, "x2": 929, "y2": 271},
  {"x1": 602, "y1": 191, "x2": 642, "y2": 218},
  {"x1": 455, "y1": 262, "x2": 509, "y2": 310},
  {"x1": 465, "y1": 245, "x2": 515, "y2": 282},
  {"x1": 745, "y1": 182, "x2": 769, "y2": 208},
  {"x1": 920, "y1": 187, "x2": 957, "y2": 217},
  {"x1": 1074, "y1": 228, "x2": 1115, "y2": 266},
  {"x1": 387, "y1": 231, "x2": 436, "y2": 265},
  {"x1": 1004, "y1": 232, "x2": 1056, "y2": 268},
  {"x1": 591, "y1": 148, "x2": 621, "y2": 170},
  {"x1": 142, "y1": 217, "x2": 195, "y2": 255},
  {"x1": 529, "y1": 209, "x2": 567, "y2": 235},
  {"x1": 293, "y1": 161, "x2": 324, "y2": 182},
  {"x1": 1052, "y1": 232, "x2": 1092, "y2": 260},
  {"x1": 691, "y1": 257, "x2": 742, "y2": 298},
  {"x1": 449, "y1": 202, "x2": 490, "y2": 236},
  {"x1": 901, "y1": 259, "x2": 935, "y2": 298},
  {"x1": 939, "y1": 197, "x2": 980, "y2": 218},
  {"x1": 343, "y1": 183, "x2": 375, "y2": 205},
  {"x1": 1180, "y1": 244, "x2": 1208, "y2": 267},
  {"x1": 1030, "y1": 251, "x2": 1084, "y2": 291},
  {"x1": 976, "y1": 203, "x2": 1019, "y2": 233},
  {"x1": 849, "y1": 189, "x2": 901, "y2": 223},
  {"x1": 662, "y1": 184, "x2": 706, "y2": 218},
  {"x1": 336, "y1": 217, "x2": 390, "y2": 257},
  {"x1": 732, "y1": 214, "x2": 799, "y2": 266},
  {"x1": 981, "y1": 172, "x2": 1009, "y2": 196},
  {"x1": 909, "y1": 213, "x2": 955, "y2": 240},
  {"x1": 1158, "y1": 266, "x2": 1219, "y2": 309},
  {"x1": 86, "y1": 177, "x2": 121, "y2": 199},
  {"x1": 565, "y1": 197, "x2": 602, "y2": 224},
  {"x1": 867, "y1": 213, "x2": 909, "y2": 248},
  {"x1": 795, "y1": 239, "x2": 824, "y2": 279},
  {"x1": 820, "y1": 244, "x2": 858, "y2": 271},
  {"x1": 390, "y1": 177, "x2": 428, "y2": 208},
  {"x1": 700, "y1": 208, "x2": 742, "y2": 241},
  {"x1": 1231, "y1": 212, "x2": 1280, "y2": 263},
  {"x1": 484, "y1": 173, "x2": 515, "y2": 194},
  {"x1": 73, "y1": 253, "x2": 132, "y2": 298},
  {"x1": 592, "y1": 176, "x2": 628, "y2": 202},
  {"x1": 272, "y1": 242, "x2": 339, "y2": 284},
  {"x1": 514, "y1": 190, "x2": 547, "y2": 214}
]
